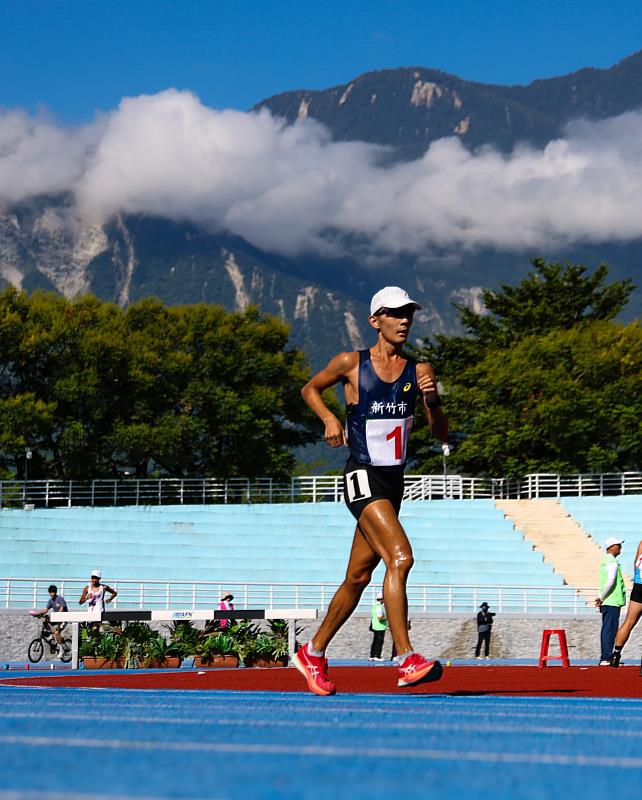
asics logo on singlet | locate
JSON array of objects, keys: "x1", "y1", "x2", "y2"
[{"x1": 403, "y1": 382, "x2": 411, "y2": 391}]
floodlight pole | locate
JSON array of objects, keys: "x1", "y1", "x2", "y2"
[{"x1": 442, "y1": 443, "x2": 451, "y2": 498}]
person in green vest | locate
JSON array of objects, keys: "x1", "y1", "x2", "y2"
[
  {"x1": 369, "y1": 593, "x2": 388, "y2": 661},
  {"x1": 608, "y1": 538, "x2": 642, "y2": 668},
  {"x1": 594, "y1": 537, "x2": 626, "y2": 665}
]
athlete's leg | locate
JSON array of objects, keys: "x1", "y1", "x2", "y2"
[
  {"x1": 354, "y1": 499, "x2": 414, "y2": 658},
  {"x1": 614, "y1": 601, "x2": 642, "y2": 650},
  {"x1": 311, "y1": 524, "x2": 380, "y2": 653}
]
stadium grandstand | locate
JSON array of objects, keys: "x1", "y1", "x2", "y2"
[{"x1": 1, "y1": 472, "x2": 641, "y2": 616}]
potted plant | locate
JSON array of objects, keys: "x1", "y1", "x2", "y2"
[
  {"x1": 121, "y1": 621, "x2": 156, "y2": 668},
  {"x1": 244, "y1": 623, "x2": 290, "y2": 668},
  {"x1": 194, "y1": 633, "x2": 239, "y2": 668},
  {"x1": 80, "y1": 629, "x2": 125, "y2": 669},
  {"x1": 80, "y1": 621, "x2": 156, "y2": 669},
  {"x1": 142, "y1": 633, "x2": 183, "y2": 668},
  {"x1": 165, "y1": 620, "x2": 201, "y2": 659},
  {"x1": 227, "y1": 620, "x2": 261, "y2": 667}
]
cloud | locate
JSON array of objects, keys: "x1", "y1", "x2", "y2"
[{"x1": 2, "y1": 89, "x2": 642, "y2": 257}]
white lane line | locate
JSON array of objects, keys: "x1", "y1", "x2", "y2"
[
  {"x1": 1, "y1": 734, "x2": 642, "y2": 768},
  {"x1": 2, "y1": 696, "x2": 640, "y2": 726},
  {"x1": 1, "y1": 696, "x2": 640, "y2": 726},
  {"x1": 1, "y1": 710, "x2": 642, "y2": 740},
  {"x1": 3, "y1": 681, "x2": 641, "y2": 713}
]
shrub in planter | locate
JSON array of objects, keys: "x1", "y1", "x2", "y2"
[
  {"x1": 121, "y1": 621, "x2": 156, "y2": 668},
  {"x1": 164, "y1": 620, "x2": 201, "y2": 659},
  {"x1": 80, "y1": 629, "x2": 124, "y2": 669},
  {"x1": 234, "y1": 619, "x2": 291, "y2": 668},
  {"x1": 227, "y1": 620, "x2": 261, "y2": 666},
  {"x1": 80, "y1": 621, "x2": 156, "y2": 669},
  {"x1": 194, "y1": 633, "x2": 239, "y2": 668},
  {"x1": 81, "y1": 656, "x2": 127, "y2": 669},
  {"x1": 244, "y1": 633, "x2": 289, "y2": 668},
  {"x1": 141, "y1": 633, "x2": 184, "y2": 668}
]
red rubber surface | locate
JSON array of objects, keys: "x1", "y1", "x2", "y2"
[{"x1": 3, "y1": 665, "x2": 642, "y2": 696}]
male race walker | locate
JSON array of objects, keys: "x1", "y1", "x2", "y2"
[{"x1": 293, "y1": 286, "x2": 449, "y2": 695}]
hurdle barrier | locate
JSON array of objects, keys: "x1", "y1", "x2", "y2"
[{"x1": 51, "y1": 608, "x2": 318, "y2": 670}]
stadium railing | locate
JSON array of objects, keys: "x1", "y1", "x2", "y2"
[
  {"x1": 1, "y1": 471, "x2": 640, "y2": 509},
  {"x1": 1, "y1": 577, "x2": 595, "y2": 615}
]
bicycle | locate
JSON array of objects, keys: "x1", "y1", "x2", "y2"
[{"x1": 28, "y1": 615, "x2": 72, "y2": 663}]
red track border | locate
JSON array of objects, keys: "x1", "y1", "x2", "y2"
[{"x1": 3, "y1": 665, "x2": 642, "y2": 697}]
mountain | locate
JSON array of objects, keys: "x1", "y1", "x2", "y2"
[
  {"x1": 1, "y1": 52, "x2": 642, "y2": 374},
  {"x1": 255, "y1": 50, "x2": 642, "y2": 159}
]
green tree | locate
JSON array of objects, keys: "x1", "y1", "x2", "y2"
[
  {"x1": 0, "y1": 289, "x2": 318, "y2": 479},
  {"x1": 418, "y1": 258, "x2": 635, "y2": 375},
  {"x1": 410, "y1": 261, "x2": 639, "y2": 476}
]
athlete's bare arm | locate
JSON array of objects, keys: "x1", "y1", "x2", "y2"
[
  {"x1": 78, "y1": 587, "x2": 88, "y2": 605},
  {"x1": 416, "y1": 362, "x2": 449, "y2": 442},
  {"x1": 104, "y1": 585, "x2": 118, "y2": 603},
  {"x1": 301, "y1": 352, "x2": 359, "y2": 448}
]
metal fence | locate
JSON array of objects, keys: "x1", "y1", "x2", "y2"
[
  {"x1": 1, "y1": 471, "x2": 641, "y2": 509},
  {"x1": 0, "y1": 577, "x2": 595, "y2": 615}
]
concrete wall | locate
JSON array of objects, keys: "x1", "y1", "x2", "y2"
[
  {"x1": 315, "y1": 613, "x2": 642, "y2": 662},
  {"x1": 4, "y1": 611, "x2": 642, "y2": 664}
]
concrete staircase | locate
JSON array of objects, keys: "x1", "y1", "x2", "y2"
[{"x1": 495, "y1": 499, "x2": 632, "y2": 604}]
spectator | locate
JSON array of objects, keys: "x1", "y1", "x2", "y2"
[
  {"x1": 608, "y1": 538, "x2": 642, "y2": 667},
  {"x1": 594, "y1": 537, "x2": 626, "y2": 665},
  {"x1": 475, "y1": 602, "x2": 495, "y2": 659},
  {"x1": 79, "y1": 570, "x2": 117, "y2": 629},
  {"x1": 369, "y1": 593, "x2": 388, "y2": 661},
  {"x1": 30, "y1": 584, "x2": 68, "y2": 656},
  {"x1": 219, "y1": 592, "x2": 234, "y2": 630}
]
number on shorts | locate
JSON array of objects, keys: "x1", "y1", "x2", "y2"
[{"x1": 345, "y1": 469, "x2": 372, "y2": 503}]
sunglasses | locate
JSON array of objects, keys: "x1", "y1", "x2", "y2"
[{"x1": 374, "y1": 306, "x2": 416, "y2": 319}]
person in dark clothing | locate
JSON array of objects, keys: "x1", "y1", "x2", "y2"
[
  {"x1": 369, "y1": 594, "x2": 388, "y2": 661},
  {"x1": 475, "y1": 602, "x2": 495, "y2": 659}
]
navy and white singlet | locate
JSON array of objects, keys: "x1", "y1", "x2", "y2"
[{"x1": 346, "y1": 349, "x2": 418, "y2": 467}]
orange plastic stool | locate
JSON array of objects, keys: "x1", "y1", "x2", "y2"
[{"x1": 538, "y1": 629, "x2": 570, "y2": 668}]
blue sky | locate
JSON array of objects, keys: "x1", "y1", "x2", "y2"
[{"x1": 2, "y1": 0, "x2": 642, "y2": 122}]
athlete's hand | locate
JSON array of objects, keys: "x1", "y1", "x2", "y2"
[
  {"x1": 323, "y1": 417, "x2": 346, "y2": 448},
  {"x1": 417, "y1": 373, "x2": 438, "y2": 400},
  {"x1": 594, "y1": 597, "x2": 603, "y2": 608}
]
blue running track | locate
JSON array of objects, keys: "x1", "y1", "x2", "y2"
[{"x1": 0, "y1": 685, "x2": 641, "y2": 799}]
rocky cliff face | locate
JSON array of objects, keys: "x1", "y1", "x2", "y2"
[{"x1": 0, "y1": 205, "x2": 388, "y2": 366}]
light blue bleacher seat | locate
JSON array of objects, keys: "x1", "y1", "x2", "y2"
[
  {"x1": 560, "y1": 496, "x2": 642, "y2": 559},
  {"x1": 0, "y1": 501, "x2": 565, "y2": 595}
]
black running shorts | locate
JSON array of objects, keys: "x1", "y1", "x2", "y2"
[
  {"x1": 343, "y1": 456, "x2": 405, "y2": 521},
  {"x1": 630, "y1": 583, "x2": 642, "y2": 604}
]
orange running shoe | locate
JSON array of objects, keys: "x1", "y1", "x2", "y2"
[
  {"x1": 397, "y1": 653, "x2": 443, "y2": 687},
  {"x1": 292, "y1": 643, "x2": 336, "y2": 696}
]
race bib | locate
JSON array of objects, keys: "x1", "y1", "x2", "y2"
[
  {"x1": 365, "y1": 417, "x2": 413, "y2": 466},
  {"x1": 345, "y1": 469, "x2": 372, "y2": 503}
]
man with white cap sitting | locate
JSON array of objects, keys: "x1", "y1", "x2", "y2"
[
  {"x1": 594, "y1": 537, "x2": 625, "y2": 665},
  {"x1": 294, "y1": 286, "x2": 449, "y2": 695}
]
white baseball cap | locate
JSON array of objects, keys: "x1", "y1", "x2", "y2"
[
  {"x1": 370, "y1": 286, "x2": 421, "y2": 316},
  {"x1": 90, "y1": 569, "x2": 101, "y2": 578},
  {"x1": 605, "y1": 537, "x2": 624, "y2": 549}
]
